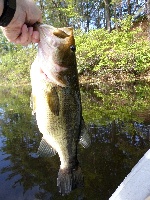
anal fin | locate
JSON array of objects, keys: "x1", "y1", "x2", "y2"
[
  {"x1": 37, "y1": 137, "x2": 57, "y2": 157},
  {"x1": 79, "y1": 119, "x2": 91, "y2": 148}
]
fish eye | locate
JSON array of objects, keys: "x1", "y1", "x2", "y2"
[{"x1": 70, "y1": 45, "x2": 76, "y2": 52}]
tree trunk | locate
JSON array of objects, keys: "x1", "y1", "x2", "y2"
[
  {"x1": 103, "y1": 0, "x2": 111, "y2": 32},
  {"x1": 113, "y1": 3, "x2": 119, "y2": 30},
  {"x1": 127, "y1": 0, "x2": 131, "y2": 15},
  {"x1": 146, "y1": 0, "x2": 150, "y2": 40},
  {"x1": 86, "y1": 2, "x2": 90, "y2": 32}
]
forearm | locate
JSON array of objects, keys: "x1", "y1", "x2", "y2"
[{"x1": 0, "y1": 0, "x2": 4, "y2": 16}]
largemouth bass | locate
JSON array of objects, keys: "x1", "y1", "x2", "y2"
[{"x1": 30, "y1": 24, "x2": 90, "y2": 195}]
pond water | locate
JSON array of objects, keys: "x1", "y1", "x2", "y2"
[{"x1": 0, "y1": 81, "x2": 150, "y2": 200}]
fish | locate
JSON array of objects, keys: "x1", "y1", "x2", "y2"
[{"x1": 30, "y1": 24, "x2": 91, "y2": 195}]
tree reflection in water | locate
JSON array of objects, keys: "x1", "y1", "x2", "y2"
[{"x1": 0, "y1": 83, "x2": 149, "y2": 200}]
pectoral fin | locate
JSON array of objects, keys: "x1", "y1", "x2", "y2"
[
  {"x1": 37, "y1": 137, "x2": 57, "y2": 157},
  {"x1": 79, "y1": 119, "x2": 91, "y2": 148},
  {"x1": 47, "y1": 87, "x2": 59, "y2": 116}
]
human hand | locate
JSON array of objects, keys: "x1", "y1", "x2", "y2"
[{"x1": 1, "y1": 0, "x2": 42, "y2": 45}]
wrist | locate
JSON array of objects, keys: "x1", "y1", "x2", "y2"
[
  {"x1": 0, "y1": 0, "x2": 16, "y2": 27},
  {"x1": 0, "y1": 0, "x2": 4, "y2": 17}
]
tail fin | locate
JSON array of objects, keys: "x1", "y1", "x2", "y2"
[{"x1": 57, "y1": 166, "x2": 84, "y2": 195}]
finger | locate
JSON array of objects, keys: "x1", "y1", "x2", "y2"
[
  {"x1": 27, "y1": 26, "x2": 34, "y2": 44},
  {"x1": 15, "y1": 24, "x2": 31, "y2": 45},
  {"x1": 31, "y1": 31, "x2": 40, "y2": 43},
  {"x1": 21, "y1": 27, "x2": 34, "y2": 46},
  {"x1": 29, "y1": 26, "x2": 33, "y2": 36}
]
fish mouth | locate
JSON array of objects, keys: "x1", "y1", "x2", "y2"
[
  {"x1": 35, "y1": 23, "x2": 60, "y2": 50},
  {"x1": 33, "y1": 23, "x2": 56, "y2": 36},
  {"x1": 33, "y1": 23, "x2": 70, "y2": 87},
  {"x1": 33, "y1": 22, "x2": 42, "y2": 31},
  {"x1": 34, "y1": 23, "x2": 54, "y2": 29},
  {"x1": 33, "y1": 22, "x2": 53, "y2": 30}
]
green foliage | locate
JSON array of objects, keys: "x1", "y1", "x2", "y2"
[
  {"x1": 76, "y1": 17, "x2": 150, "y2": 76},
  {"x1": 37, "y1": 0, "x2": 81, "y2": 27},
  {"x1": 0, "y1": 30, "x2": 18, "y2": 54},
  {"x1": 0, "y1": 46, "x2": 36, "y2": 85},
  {"x1": 0, "y1": 17, "x2": 149, "y2": 85}
]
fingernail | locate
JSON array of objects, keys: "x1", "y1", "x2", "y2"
[
  {"x1": 34, "y1": 32, "x2": 39, "y2": 40},
  {"x1": 29, "y1": 27, "x2": 33, "y2": 36},
  {"x1": 24, "y1": 24, "x2": 28, "y2": 32}
]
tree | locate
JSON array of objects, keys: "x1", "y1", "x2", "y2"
[
  {"x1": 146, "y1": 0, "x2": 150, "y2": 39},
  {"x1": 104, "y1": 0, "x2": 111, "y2": 31}
]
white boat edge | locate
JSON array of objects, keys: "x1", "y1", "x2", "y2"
[{"x1": 109, "y1": 149, "x2": 150, "y2": 200}]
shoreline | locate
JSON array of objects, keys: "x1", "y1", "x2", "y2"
[{"x1": 0, "y1": 69, "x2": 150, "y2": 87}]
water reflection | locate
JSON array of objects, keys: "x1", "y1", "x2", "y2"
[{"x1": 0, "y1": 83, "x2": 150, "y2": 200}]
